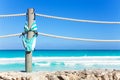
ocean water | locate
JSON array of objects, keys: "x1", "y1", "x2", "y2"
[{"x1": 0, "y1": 50, "x2": 120, "y2": 72}]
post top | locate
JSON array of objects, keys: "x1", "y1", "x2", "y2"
[
  {"x1": 27, "y1": 8, "x2": 34, "y2": 10},
  {"x1": 27, "y1": 8, "x2": 34, "y2": 13}
]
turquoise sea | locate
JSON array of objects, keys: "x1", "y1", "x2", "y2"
[{"x1": 0, "y1": 50, "x2": 120, "y2": 72}]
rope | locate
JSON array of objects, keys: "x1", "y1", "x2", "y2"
[
  {"x1": 36, "y1": 13, "x2": 120, "y2": 24},
  {"x1": 0, "y1": 13, "x2": 26, "y2": 18},
  {"x1": 38, "y1": 32, "x2": 120, "y2": 42},
  {"x1": 0, "y1": 33, "x2": 21, "y2": 38},
  {"x1": 1, "y1": 32, "x2": 120, "y2": 42}
]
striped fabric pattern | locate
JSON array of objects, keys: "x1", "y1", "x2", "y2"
[{"x1": 22, "y1": 21, "x2": 37, "y2": 51}]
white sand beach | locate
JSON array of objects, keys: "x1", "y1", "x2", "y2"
[{"x1": 0, "y1": 69, "x2": 120, "y2": 80}]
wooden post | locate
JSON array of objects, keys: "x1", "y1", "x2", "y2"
[{"x1": 25, "y1": 8, "x2": 35, "y2": 72}]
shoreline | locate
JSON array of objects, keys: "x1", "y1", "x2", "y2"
[{"x1": 0, "y1": 69, "x2": 120, "y2": 80}]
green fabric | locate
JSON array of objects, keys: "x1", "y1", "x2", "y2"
[
  {"x1": 22, "y1": 21, "x2": 37, "y2": 51},
  {"x1": 24, "y1": 21, "x2": 37, "y2": 32},
  {"x1": 22, "y1": 35, "x2": 36, "y2": 51}
]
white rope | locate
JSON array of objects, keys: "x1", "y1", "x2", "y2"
[
  {"x1": 38, "y1": 32, "x2": 120, "y2": 42},
  {"x1": 36, "y1": 13, "x2": 120, "y2": 24},
  {"x1": 0, "y1": 13, "x2": 26, "y2": 18},
  {"x1": 1, "y1": 32, "x2": 120, "y2": 42},
  {"x1": 0, "y1": 33, "x2": 21, "y2": 38}
]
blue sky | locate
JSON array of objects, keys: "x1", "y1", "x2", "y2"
[{"x1": 0, "y1": 0, "x2": 120, "y2": 50}]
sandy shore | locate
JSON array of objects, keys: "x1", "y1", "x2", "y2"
[{"x1": 0, "y1": 69, "x2": 120, "y2": 80}]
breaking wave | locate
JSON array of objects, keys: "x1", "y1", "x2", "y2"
[{"x1": 1, "y1": 56, "x2": 120, "y2": 66}]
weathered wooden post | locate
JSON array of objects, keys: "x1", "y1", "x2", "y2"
[{"x1": 25, "y1": 8, "x2": 35, "y2": 72}]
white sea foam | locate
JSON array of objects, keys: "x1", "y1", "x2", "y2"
[
  {"x1": 34, "y1": 62, "x2": 50, "y2": 67},
  {"x1": 0, "y1": 56, "x2": 120, "y2": 65},
  {"x1": 0, "y1": 58, "x2": 24, "y2": 64}
]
